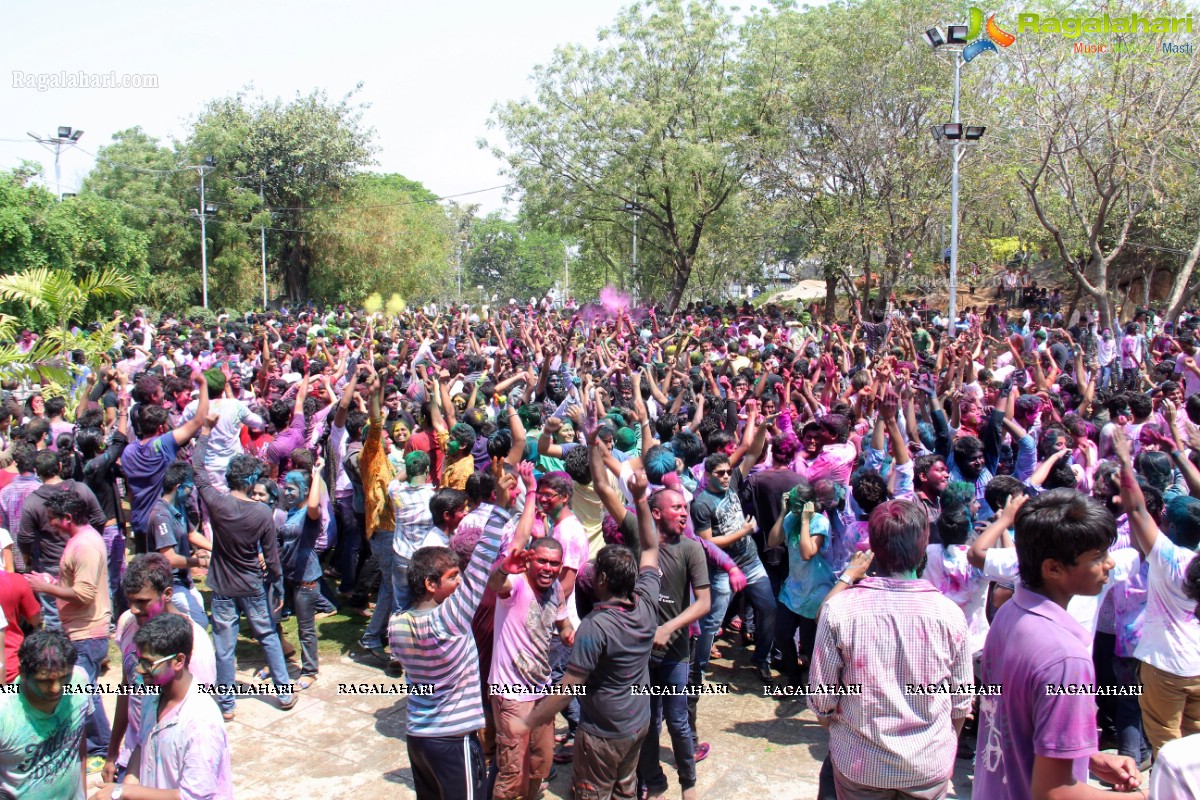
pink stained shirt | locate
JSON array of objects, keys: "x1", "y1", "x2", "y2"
[{"x1": 135, "y1": 679, "x2": 234, "y2": 800}]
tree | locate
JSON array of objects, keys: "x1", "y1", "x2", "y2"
[
  {"x1": 1006, "y1": 0, "x2": 1200, "y2": 328},
  {"x1": 0, "y1": 266, "x2": 136, "y2": 335},
  {"x1": 0, "y1": 166, "x2": 147, "y2": 323},
  {"x1": 186, "y1": 86, "x2": 376, "y2": 304},
  {"x1": 82, "y1": 128, "x2": 196, "y2": 309},
  {"x1": 464, "y1": 214, "x2": 568, "y2": 303},
  {"x1": 306, "y1": 174, "x2": 455, "y2": 304},
  {"x1": 487, "y1": 0, "x2": 769, "y2": 309},
  {"x1": 740, "y1": 0, "x2": 985, "y2": 316}
]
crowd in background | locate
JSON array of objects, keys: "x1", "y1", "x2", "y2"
[{"x1": 0, "y1": 287, "x2": 1199, "y2": 800}]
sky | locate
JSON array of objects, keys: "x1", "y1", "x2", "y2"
[{"x1": 1, "y1": 0, "x2": 645, "y2": 215}]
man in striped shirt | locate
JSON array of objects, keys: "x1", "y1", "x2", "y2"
[{"x1": 389, "y1": 464, "x2": 520, "y2": 800}]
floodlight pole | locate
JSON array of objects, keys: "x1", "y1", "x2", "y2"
[
  {"x1": 948, "y1": 53, "x2": 963, "y2": 339},
  {"x1": 199, "y1": 166, "x2": 210, "y2": 309},
  {"x1": 260, "y1": 181, "x2": 268, "y2": 308}
]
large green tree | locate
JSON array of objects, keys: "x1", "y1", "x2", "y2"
[
  {"x1": 464, "y1": 214, "x2": 569, "y2": 303},
  {"x1": 186, "y1": 86, "x2": 376, "y2": 304},
  {"x1": 82, "y1": 127, "x2": 197, "y2": 309},
  {"x1": 307, "y1": 174, "x2": 455, "y2": 304},
  {"x1": 1003, "y1": 0, "x2": 1200, "y2": 328},
  {"x1": 488, "y1": 0, "x2": 770, "y2": 310},
  {"x1": 0, "y1": 165, "x2": 148, "y2": 323}
]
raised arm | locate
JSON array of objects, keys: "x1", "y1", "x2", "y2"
[
  {"x1": 1113, "y1": 427, "x2": 1160, "y2": 557},
  {"x1": 629, "y1": 468, "x2": 658, "y2": 572},
  {"x1": 172, "y1": 370, "x2": 210, "y2": 446}
]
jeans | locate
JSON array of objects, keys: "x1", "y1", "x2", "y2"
[
  {"x1": 637, "y1": 659, "x2": 696, "y2": 794},
  {"x1": 1093, "y1": 631, "x2": 1117, "y2": 740},
  {"x1": 335, "y1": 495, "x2": 365, "y2": 595},
  {"x1": 1098, "y1": 364, "x2": 1113, "y2": 392},
  {"x1": 360, "y1": 530, "x2": 396, "y2": 650},
  {"x1": 775, "y1": 605, "x2": 819, "y2": 684},
  {"x1": 38, "y1": 591, "x2": 61, "y2": 632},
  {"x1": 293, "y1": 582, "x2": 320, "y2": 677},
  {"x1": 1113, "y1": 656, "x2": 1150, "y2": 763},
  {"x1": 549, "y1": 635, "x2": 580, "y2": 735},
  {"x1": 102, "y1": 524, "x2": 127, "y2": 621},
  {"x1": 1122, "y1": 366, "x2": 1141, "y2": 391},
  {"x1": 73, "y1": 636, "x2": 112, "y2": 756},
  {"x1": 694, "y1": 569, "x2": 732, "y2": 677},
  {"x1": 171, "y1": 581, "x2": 210, "y2": 630},
  {"x1": 211, "y1": 589, "x2": 293, "y2": 713},
  {"x1": 695, "y1": 559, "x2": 776, "y2": 674}
]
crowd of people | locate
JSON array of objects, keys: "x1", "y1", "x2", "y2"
[{"x1": 0, "y1": 288, "x2": 1198, "y2": 800}]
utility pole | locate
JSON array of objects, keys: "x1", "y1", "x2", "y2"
[
  {"x1": 195, "y1": 156, "x2": 217, "y2": 309},
  {"x1": 260, "y1": 180, "x2": 268, "y2": 308}
]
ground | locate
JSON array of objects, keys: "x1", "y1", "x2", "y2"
[{"x1": 92, "y1": 619, "x2": 978, "y2": 799}]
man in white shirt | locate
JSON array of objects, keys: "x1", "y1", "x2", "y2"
[{"x1": 179, "y1": 370, "x2": 264, "y2": 488}]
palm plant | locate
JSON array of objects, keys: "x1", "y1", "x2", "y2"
[{"x1": 0, "y1": 267, "x2": 136, "y2": 385}]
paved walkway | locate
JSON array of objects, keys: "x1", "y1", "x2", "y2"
[{"x1": 95, "y1": 643, "x2": 976, "y2": 799}]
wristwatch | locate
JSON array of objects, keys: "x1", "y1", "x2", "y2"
[
  {"x1": 112, "y1": 787, "x2": 123, "y2": 800},
  {"x1": 838, "y1": 573, "x2": 857, "y2": 587}
]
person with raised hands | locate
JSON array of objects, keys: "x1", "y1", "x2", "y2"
[
  {"x1": 389, "y1": 460, "x2": 519, "y2": 800},
  {"x1": 512, "y1": 468, "x2": 661, "y2": 800},
  {"x1": 1112, "y1": 425, "x2": 1200, "y2": 757},
  {"x1": 194, "y1": 410, "x2": 291, "y2": 720},
  {"x1": 487, "y1": 461, "x2": 570, "y2": 800}
]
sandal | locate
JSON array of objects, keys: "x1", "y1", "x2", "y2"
[
  {"x1": 255, "y1": 667, "x2": 270, "y2": 681},
  {"x1": 553, "y1": 741, "x2": 575, "y2": 764},
  {"x1": 298, "y1": 675, "x2": 318, "y2": 690}
]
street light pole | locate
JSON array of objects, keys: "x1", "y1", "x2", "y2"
[
  {"x1": 27, "y1": 127, "x2": 83, "y2": 200},
  {"x1": 260, "y1": 181, "x2": 268, "y2": 308},
  {"x1": 623, "y1": 199, "x2": 642, "y2": 292},
  {"x1": 948, "y1": 54, "x2": 963, "y2": 338},
  {"x1": 200, "y1": 167, "x2": 209, "y2": 309},
  {"x1": 192, "y1": 155, "x2": 216, "y2": 309}
]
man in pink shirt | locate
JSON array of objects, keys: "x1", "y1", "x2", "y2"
[
  {"x1": 801, "y1": 415, "x2": 857, "y2": 486},
  {"x1": 24, "y1": 491, "x2": 112, "y2": 760},
  {"x1": 91, "y1": 613, "x2": 233, "y2": 800},
  {"x1": 103, "y1": 554, "x2": 217, "y2": 784}
]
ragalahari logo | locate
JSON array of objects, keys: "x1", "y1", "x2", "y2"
[{"x1": 963, "y1": 7, "x2": 1016, "y2": 61}]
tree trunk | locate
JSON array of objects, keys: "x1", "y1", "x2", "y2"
[
  {"x1": 1164, "y1": 220, "x2": 1200, "y2": 323},
  {"x1": 823, "y1": 263, "x2": 838, "y2": 324},
  {"x1": 663, "y1": 255, "x2": 691, "y2": 312}
]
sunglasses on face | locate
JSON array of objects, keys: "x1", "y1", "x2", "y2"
[
  {"x1": 711, "y1": 469, "x2": 732, "y2": 477},
  {"x1": 136, "y1": 653, "x2": 178, "y2": 672}
]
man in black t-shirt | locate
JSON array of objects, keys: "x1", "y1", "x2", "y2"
[
  {"x1": 691, "y1": 452, "x2": 777, "y2": 683},
  {"x1": 636, "y1": 488, "x2": 709, "y2": 800},
  {"x1": 513, "y1": 470, "x2": 661, "y2": 800},
  {"x1": 146, "y1": 462, "x2": 210, "y2": 629}
]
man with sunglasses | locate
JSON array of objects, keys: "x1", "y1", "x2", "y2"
[
  {"x1": 692, "y1": 451, "x2": 775, "y2": 683},
  {"x1": 533, "y1": 472, "x2": 590, "y2": 762},
  {"x1": 91, "y1": 613, "x2": 233, "y2": 800},
  {"x1": 103, "y1": 554, "x2": 216, "y2": 785}
]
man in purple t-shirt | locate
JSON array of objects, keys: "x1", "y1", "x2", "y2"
[
  {"x1": 974, "y1": 489, "x2": 1143, "y2": 799},
  {"x1": 121, "y1": 373, "x2": 208, "y2": 553},
  {"x1": 264, "y1": 376, "x2": 310, "y2": 478}
]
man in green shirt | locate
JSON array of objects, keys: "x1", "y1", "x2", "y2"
[
  {"x1": 911, "y1": 319, "x2": 933, "y2": 355},
  {"x1": 0, "y1": 629, "x2": 89, "y2": 800}
]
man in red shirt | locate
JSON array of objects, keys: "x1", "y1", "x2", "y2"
[{"x1": 0, "y1": 569, "x2": 41, "y2": 681}]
